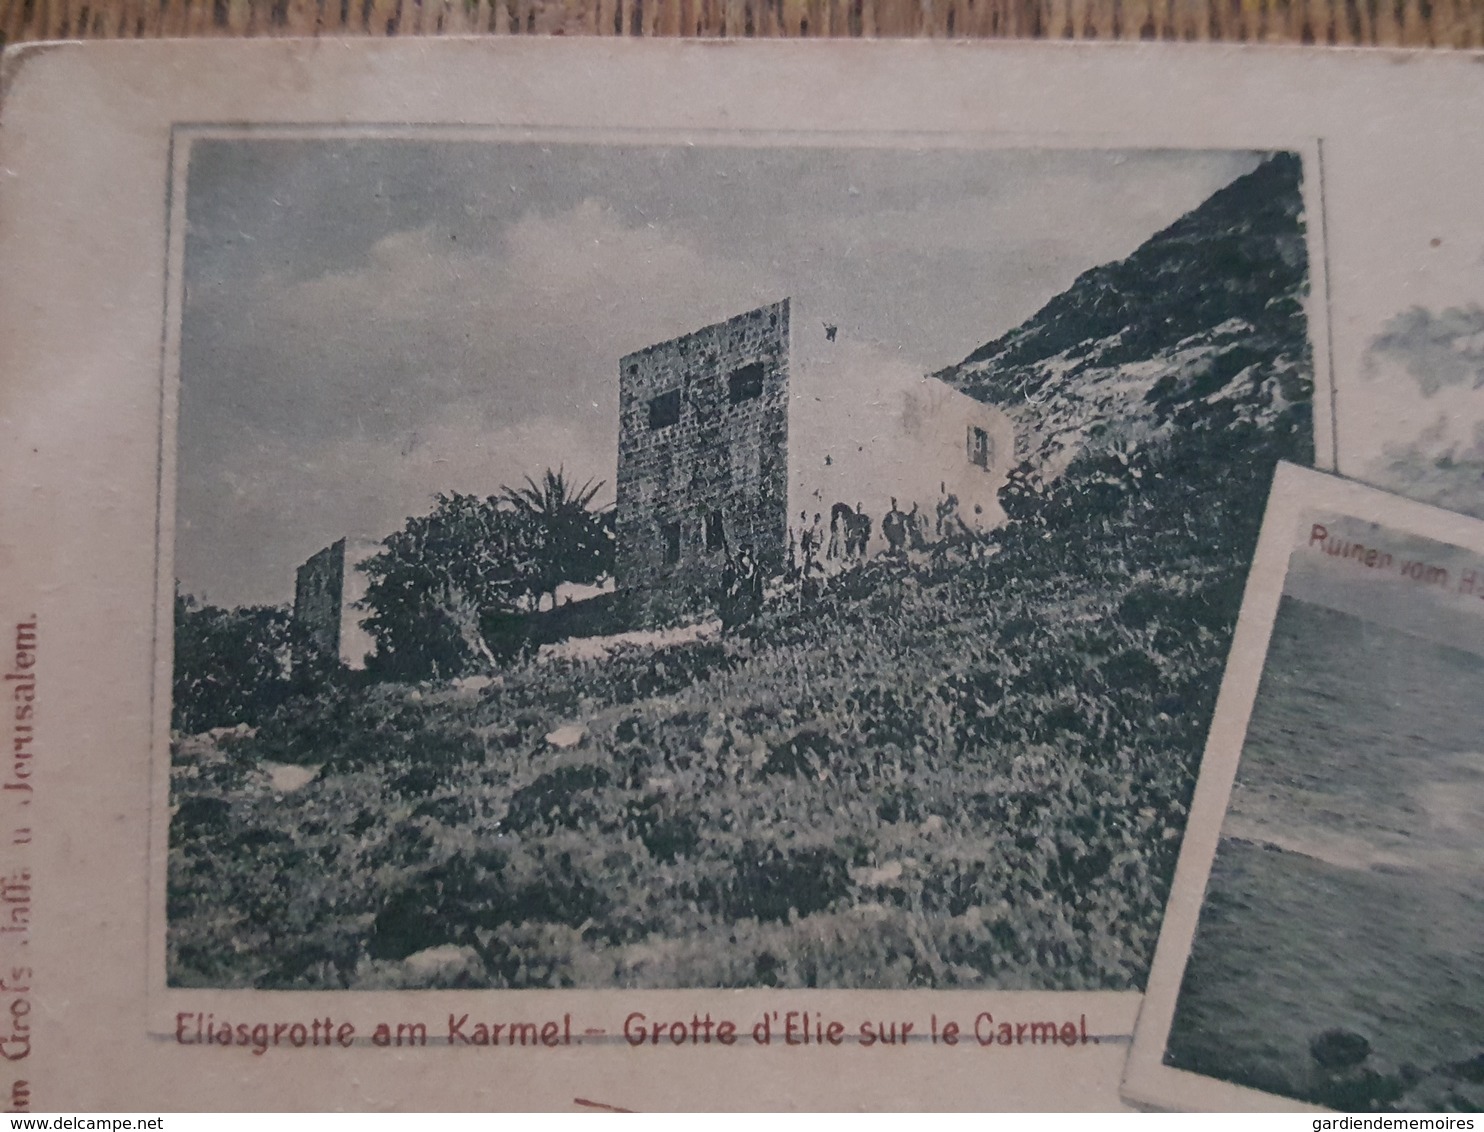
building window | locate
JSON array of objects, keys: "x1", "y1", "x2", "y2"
[
  {"x1": 968, "y1": 425, "x2": 993, "y2": 470},
  {"x1": 705, "y1": 510, "x2": 726, "y2": 552},
  {"x1": 661, "y1": 520, "x2": 682, "y2": 565},
  {"x1": 649, "y1": 389, "x2": 682, "y2": 429},
  {"x1": 728, "y1": 362, "x2": 766, "y2": 404}
]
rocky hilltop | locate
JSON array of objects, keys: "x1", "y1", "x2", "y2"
[{"x1": 937, "y1": 152, "x2": 1314, "y2": 487}]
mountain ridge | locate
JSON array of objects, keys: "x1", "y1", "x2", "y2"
[{"x1": 936, "y1": 152, "x2": 1313, "y2": 487}]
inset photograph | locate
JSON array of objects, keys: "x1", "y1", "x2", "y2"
[{"x1": 1126, "y1": 465, "x2": 1484, "y2": 1112}]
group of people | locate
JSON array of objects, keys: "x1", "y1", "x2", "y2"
[
  {"x1": 827, "y1": 501, "x2": 875, "y2": 560},
  {"x1": 787, "y1": 488, "x2": 977, "y2": 580},
  {"x1": 710, "y1": 486, "x2": 988, "y2": 629}
]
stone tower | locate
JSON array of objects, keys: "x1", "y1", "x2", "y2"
[
  {"x1": 615, "y1": 299, "x2": 790, "y2": 623},
  {"x1": 292, "y1": 536, "x2": 379, "y2": 669}
]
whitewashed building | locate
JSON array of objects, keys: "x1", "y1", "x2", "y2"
[{"x1": 787, "y1": 328, "x2": 1016, "y2": 556}]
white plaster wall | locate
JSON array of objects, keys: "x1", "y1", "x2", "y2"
[{"x1": 788, "y1": 340, "x2": 1015, "y2": 553}]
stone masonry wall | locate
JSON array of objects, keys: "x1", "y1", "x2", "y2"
[
  {"x1": 615, "y1": 299, "x2": 790, "y2": 622},
  {"x1": 293, "y1": 538, "x2": 346, "y2": 663}
]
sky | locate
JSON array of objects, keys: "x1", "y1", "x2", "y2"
[
  {"x1": 175, "y1": 137, "x2": 1263, "y2": 607},
  {"x1": 1360, "y1": 304, "x2": 1484, "y2": 522}
]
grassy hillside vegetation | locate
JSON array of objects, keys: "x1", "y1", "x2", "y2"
[
  {"x1": 169, "y1": 408, "x2": 1307, "y2": 989},
  {"x1": 168, "y1": 152, "x2": 1316, "y2": 989}
]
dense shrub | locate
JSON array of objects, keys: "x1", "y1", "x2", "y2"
[{"x1": 172, "y1": 594, "x2": 302, "y2": 733}]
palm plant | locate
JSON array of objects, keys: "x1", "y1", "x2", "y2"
[{"x1": 500, "y1": 467, "x2": 615, "y2": 611}]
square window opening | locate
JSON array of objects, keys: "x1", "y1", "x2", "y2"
[
  {"x1": 649, "y1": 389, "x2": 682, "y2": 429},
  {"x1": 969, "y1": 425, "x2": 993, "y2": 470},
  {"x1": 728, "y1": 362, "x2": 766, "y2": 404}
]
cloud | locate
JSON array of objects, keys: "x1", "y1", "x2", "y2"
[
  {"x1": 746, "y1": 152, "x2": 1264, "y2": 371},
  {"x1": 174, "y1": 406, "x2": 616, "y2": 608},
  {"x1": 178, "y1": 200, "x2": 783, "y2": 605},
  {"x1": 1364, "y1": 305, "x2": 1484, "y2": 397},
  {"x1": 186, "y1": 199, "x2": 782, "y2": 443},
  {"x1": 1358, "y1": 306, "x2": 1484, "y2": 520},
  {"x1": 1369, "y1": 417, "x2": 1484, "y2": 522}
]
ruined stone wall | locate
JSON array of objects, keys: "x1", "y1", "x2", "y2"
[
  {"x1": 293, "y1": 538, "x2": 345, "y2": 662},
  {"x1": 615, "y1": 300, "x2": 790, "y2": 622},
  {"x1": 292, "y1": 537, "x2": 379, "y2": 669}
]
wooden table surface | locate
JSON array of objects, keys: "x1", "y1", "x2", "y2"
[{"x1": 2, "y1": 0, "x2": 1481, "y2": 73}]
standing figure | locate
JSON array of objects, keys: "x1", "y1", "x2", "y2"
[
  {"x1": 741, "y1": 549, "x2": 763, "y2": 614},
  {"x1": 719, "y1": 547, "x2": 762, "y2": 629},
  {"x1": 807, "y1": 512, "x2": 826, "y2": 575},
  {"x1": 792, "y1": 510, "x2": 811, "y2": 580},
  {"x1": 828, "y1": 501, "x2": 854, "y2": 561},
  {"x1": 719, "y1": 551, "x2": 741, "y2": 628},
  {"x1": 937, "y1": 484, "x2": 970, "y2": 541},
  {"x1": 882, "y1": 497, "x2": 908, "y2": 556},
  {"x1": 838, "y1": 506, "x2": 852, "y2": 558},
  {"x1": 848, "y1": 502, "x2": 872, "y2": 559},
  {"x1": 906, "y1": 502, "x2": 928, "y2": 551}
]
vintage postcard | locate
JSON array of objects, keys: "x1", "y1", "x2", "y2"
[
  {"x1": 161, "y1": 134, "x2": 1323, "y2": 999},
  {"x1": 1124, "y1": 464, "x2": 1484, "y2": 1113},
  {"x1": 0, "y1": 39, "x2": 1482, "y2": 1111}
]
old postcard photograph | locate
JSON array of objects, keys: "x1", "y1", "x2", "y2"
[
  {"x1": 1, "y1": 39, "x2": 1482, "y2": 1111},
  {"x1": 1124, "y1": 465, "x2": 1484, "y2": 1113},
  {"x1": 163, "y1": 135, "x2": 1321, "y2": 995}
]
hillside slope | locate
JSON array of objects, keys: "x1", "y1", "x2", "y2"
[
  {"x1": 168, "y1": 153, "x2": 1319, "y2": 992},
  {"x1": 938, "y1": 152, "x2": 1313, "y2": 485}
]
